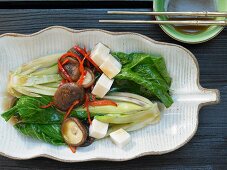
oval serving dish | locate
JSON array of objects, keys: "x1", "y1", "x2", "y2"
[{"x1": 0, "y1": 26, "x2": 219, "y2": 162}]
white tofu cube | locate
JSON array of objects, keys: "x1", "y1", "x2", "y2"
[
  {"x1": 90, "y1": 43, "x2": 111, "y2": 66},
  {"x1": 91, "y1": 73, "x2": 114, "y2": 98},
  {"x1": 89, "y1": 119, "x2": 109, "y2": 139},
  {"x1": 110, "y1": 128, "x2": 131, "y2": 148},
  {"x1": 99, "y1": 54, "x2": 122, "y2": 79}
]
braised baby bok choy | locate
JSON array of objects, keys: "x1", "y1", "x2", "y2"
[
  {"x1": 2, "y1": 43, "x2": 172, "y2": 151},
  {"x1": 8, "y1": 53, "x2": 63, "y2": 97}
]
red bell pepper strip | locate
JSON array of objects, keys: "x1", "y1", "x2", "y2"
[
  {"x1": 77, "y1": 58, "x2": 86, "y2": 85},
  {"x1": 77, "y1": 70, "x2": 87, "y2": 86},
  {"x1": 59, "y1": 52, "x2": 86, "y2": 84},
  {"x1": 69, "y1": 145, "x2": 77, "y2": 153},
  {"x1": 40, "y1": 101, "x2": 55, "y2": 109},
  {"x1": 88, "y1": 100, "x2": 117, "y2": 107},
  {"x1": 64, "y1": 100, "x2": 80, "y2": 120},
  {"x1": 58, "y1": 60, "x2": 73, "y2": 82},
  {"x1": 74, "y1": 45, "x2": 87, "y2": 57},
  {"x1": 60, "y1": 52, "x2": 82, "y2": 63},
  {"x1": 61, "y1": 58, "x2": 70, "y2": 65},
  {"x1": 74, "y1": 45, "x2": 102, "y2": 73}
]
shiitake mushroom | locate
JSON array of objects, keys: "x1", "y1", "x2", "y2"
[
  {"x1": 59, "y1": 57, "x2": 80, "y2": 82},
  {"x1": 59, "y1": 57, "x2": 95, "y2": 89},
  {"x1": 54, "y1": 83, "x2": 84, "y2": 111},
  {"x1": 82, "y1": 68, "x2": 95, "y2": 88},
  {"x1": 61, "y1": 118, "x2": 87, "y2": 146},
  {"x1": 80, "y1": 136, "x2": 95, "y2": 147}
]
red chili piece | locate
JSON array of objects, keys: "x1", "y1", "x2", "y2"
[
  {"x1": 58, "y1": 60, "x2": 73, "y2": 82},
  {"x1": 88, "y1": 100, "x2": 117, "y2": 107},
  {"x1": 69, "y1": 145, "x2": 77, "y2": 153},
  {"x1": 77, "y1": 58, "x2": 86, "y2": 86},
  {"x1": 64, "y1": 100, "x2": 80, "y2": 120},
  {"x1": 74, "y1": 45, "x2": 102, "y2": 73},
  {"x1": 40, "y1": 101, "x2": 55, "y2": 109},
  {"x1": 59, "y1": 52, "x2": 87, "y2": 85}
]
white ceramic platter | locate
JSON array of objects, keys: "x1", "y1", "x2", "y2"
[{"x1": 0, "y1": 26, "x2": 219, "y2": 162}]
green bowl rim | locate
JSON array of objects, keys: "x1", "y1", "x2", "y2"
[{"x1": 153, "y1": 0, "x2": 225, "y2": 44}]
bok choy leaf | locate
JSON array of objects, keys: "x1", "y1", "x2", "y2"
[
  {"x1": 14, "y1": 123, "x2": 65, "y2": 145},
  {"x1": 112, "y1": 52, "x2": 173, "y2": 108},
  {"x1": 1, "y1": 95, "x2": 63, "y2": 124}
]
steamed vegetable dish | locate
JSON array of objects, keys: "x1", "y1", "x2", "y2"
[{"x1": 1, "y1": 43, "x2": 173, "y2": 151}]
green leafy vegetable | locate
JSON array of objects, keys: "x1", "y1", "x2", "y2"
[
  {"x1": 112, "y1": 52, "x2": 173, "y2": 108},
  {"x1": 1, "y1": 95, "x2": 63, "y2": 124},
  {"x1": 112, "y1": 52, "x2": 132, "y2": 65},
  {"x1": 112, "y1": 52, "x2": 171, "y2": 85},
  {"x1": 110, "y1": 80, "x2": 157, "y2": 100},
  {"x1": 2, "y1": 95, "x2": 65, "y2": 145},
  {"x1": 1, "y1": 106, "x2": 18, "y2": 121},
  {"x1": 14, "y1": 123, "x2": 65, "y2": 145}
]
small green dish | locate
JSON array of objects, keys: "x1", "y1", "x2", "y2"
[{"x1": 153, "y1": 0, "x2": 227, "y2": 44}]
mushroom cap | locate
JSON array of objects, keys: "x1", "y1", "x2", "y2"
[
  {"x1": 61, "y1": 118, "x2": 87, "y2": 146},
  {"x1": 59, "y1": 57, "x2": 80, "y2": 82},
  {"x1": 54, "y1": 83, "x2": 84, "y2": 111}
]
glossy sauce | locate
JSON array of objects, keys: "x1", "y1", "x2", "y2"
[
  {"x1": 9, "y1": 116, "x2": 19, "y2": 125},
  {"x1": 166, "y1": 0, "x2": 216, "y2": 34},
  {"x1": 168, "y1": 17, "x2": 215, "y2": 34}
]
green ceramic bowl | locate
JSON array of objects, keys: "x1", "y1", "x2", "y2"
[{"x1": 153, "y1": 0, "x2": 227, "y2": 44}]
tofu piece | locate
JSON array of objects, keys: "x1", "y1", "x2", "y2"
[
  {"x1": 89, "y1": 119, "x2": 109, "y2": 139},
  {"x1": 91, "y1": 73, "x2": 114, "y2": 98},
  {"x1": 110, "y1": 128, "x2": 131, "y2": 148},
  {"x1": 90, "y1": 43, "x2": 111, "y2": 66},
  {"x1": 99, "y1": 54, "x2": 122, "y2": 79}
]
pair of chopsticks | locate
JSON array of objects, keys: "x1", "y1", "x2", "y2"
[{"x1": 99, "y1": 11, "x2": 227, "y2": 26}]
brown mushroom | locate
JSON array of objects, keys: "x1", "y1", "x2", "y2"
[
  {"x1": 54, "y1": 83, "x2": 84, "y2": 111},
  {"x1": 59, "y1": 57, "x2": 80, "y2": 82},
  {"x1": 61, "y1": 118, "x2": 87, "y2": 146},
  {"x1": 82, "y1": 68, "x2": 95, "y2": 88},
  {"x1": 80, "y1": 136, "x2": 95, "y2": 147}
]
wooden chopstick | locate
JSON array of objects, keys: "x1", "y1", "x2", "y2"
[
  {"x1": 99, "y1": 20, "x2": 227, "y2": 26},
  {"x1": 107, "y1": 11, "x2": 227, "y2": 17}
]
